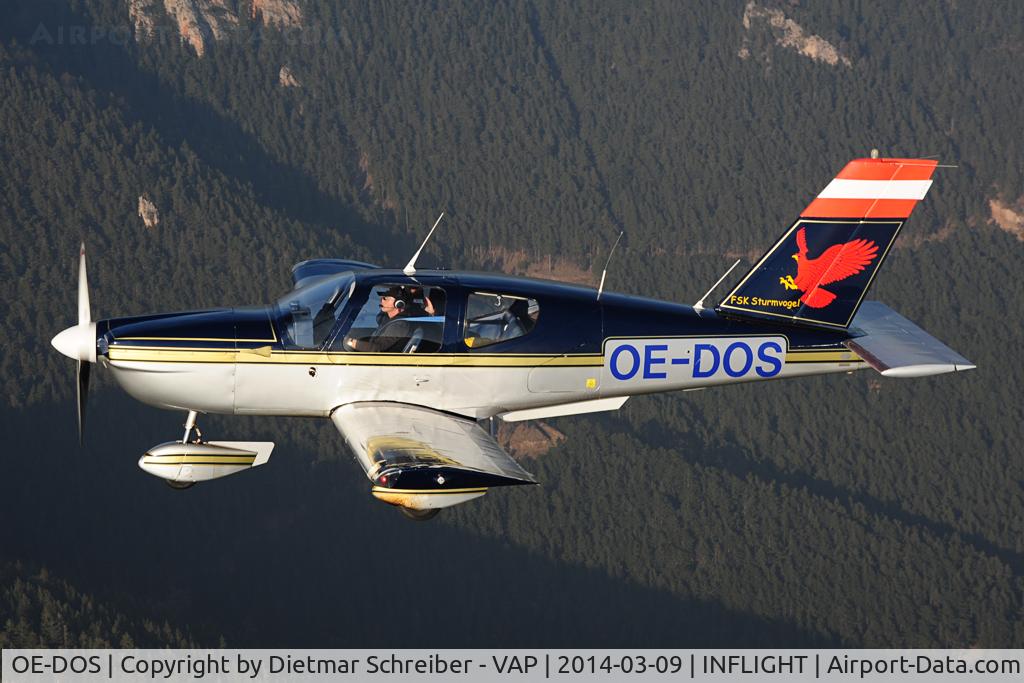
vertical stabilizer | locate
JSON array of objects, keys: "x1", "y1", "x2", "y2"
[{"x1": 717, "y1": 158, "x2": 938, "y2": 329}]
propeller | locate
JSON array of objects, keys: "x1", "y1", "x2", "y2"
[{"x1": 51, "y1": 243, "x2": 97, "y2": 445}]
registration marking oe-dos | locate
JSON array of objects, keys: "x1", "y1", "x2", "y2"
[{"x1": 601, "y1": 336, "x2": 788, "y2": 387}]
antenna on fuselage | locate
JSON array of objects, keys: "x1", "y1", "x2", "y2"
[
  {"x1": 693, "y1": 258, "x2": 742, "y2": 316},
  {"x1": 403, "y1": 212, "x2": 444, "y2": 276},
  {"x1": 596, "y1": 231, "x2": 624, "y2": 302}
]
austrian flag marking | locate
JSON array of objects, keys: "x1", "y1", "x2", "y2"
[
  {"x1": 802, "y1": 157, "x2": 938, "y2": 219},
  {"x1": 817, "y1": 179, "x2": 932, "y2": 200}
]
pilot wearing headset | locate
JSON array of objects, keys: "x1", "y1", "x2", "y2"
[{"x1": 344, "y1": 286, "x2": 418, "y2": 352}]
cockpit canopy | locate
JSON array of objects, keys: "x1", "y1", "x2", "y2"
[{"x1": 271, "y1": 268, "x2": 602, "y2": 354}]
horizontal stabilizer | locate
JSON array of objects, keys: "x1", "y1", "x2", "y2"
[{"x1": 844, "y1": 302, "x2": 975, "y2": 378}]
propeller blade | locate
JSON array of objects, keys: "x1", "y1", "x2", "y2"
[
  {"x1": 52, "y1": 243, "x2": 98, "y2": 362},
  {"x1": 77, "y1": 359, "x2": 90, "y2": 445},
  {"x1": 78, "y1": 242, "x2": 91, "y2": 325}
]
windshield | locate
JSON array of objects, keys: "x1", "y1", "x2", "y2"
[{"x1": 275, "y1": 274, "x2": 355, "y2": 349}]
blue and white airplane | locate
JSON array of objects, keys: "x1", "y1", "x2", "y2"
[{"x1": 52, "y1": 156, "x2": 973, "y2": 520}]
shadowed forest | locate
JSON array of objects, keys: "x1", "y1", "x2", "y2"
[{"x1": 1, "y1": 0, "x2": 1022, "y2": 647}]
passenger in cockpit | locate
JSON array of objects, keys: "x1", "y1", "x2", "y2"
[{"x1": 424, "y1": 288, "x2": 445, "y2": 316}]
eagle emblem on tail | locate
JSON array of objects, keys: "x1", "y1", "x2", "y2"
[{"x1": 779, "y1": 227, "x2": 879, "y2": 308}]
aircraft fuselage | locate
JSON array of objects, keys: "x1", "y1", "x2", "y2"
[{"x1": 97, "y1": 269, "x2": 864, "y2": 420}]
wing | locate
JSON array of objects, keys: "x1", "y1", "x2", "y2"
[
  {"x1": 798, "y1": 238, "x2": 878, "y2": 288},
  {"x1": 331, "y1": 402, "x2": 536, "y2": 509}
]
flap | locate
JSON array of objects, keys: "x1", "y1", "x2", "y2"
[
  {"x1": 331, "y1": 402, "x2": 536, "y2": 490},
  {"x1": 844, "y1": 302, "x2": 975, "y2": 378},
  {"x1": 500, "y1": 397, "x2": 628, "y2": 422}
]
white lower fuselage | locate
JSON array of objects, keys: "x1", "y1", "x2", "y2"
[{"x1": 104, "y1": 340, "x2": 866, "y2": 420}]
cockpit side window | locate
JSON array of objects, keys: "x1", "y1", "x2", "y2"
[
  {"x1": 338, "y1": 284, "x2": 446, "y2": 353},
  {"x1": 275, "y1": 275, "x2": 354, "y2": 349},
  {"x1": 464, "y1": 292, "x2": 539, "y2": 348}
]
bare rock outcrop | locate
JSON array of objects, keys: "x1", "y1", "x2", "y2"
[
  {"x1": 474, "y1": 246, "x2": 595, "y2": 286},
  {"x1": 739, "y1": 2, "x2": 851, "y2": 67},
  {"x1": 251, "y1": 0, "x2": 303, "y2": 29},
  {"x1": 128, "y1": 0, "x2": 159, "y2": 38},
  {"x1": 279, "y1": 65, "x2": 301, "y2": 88},
  {"x1": 126, "y1": 0, "x2": 303, "y2": 56},
  {"x1": 989, "y1": 197, "x2": 1024, "y2": 241},
  {"x1": 162, "y1": 0, "x2": 237, "y2": 57},
  {"x1": 138, "y1": 195, "x2": 159, "y2": 228},
  {"x1": 358, "y1": 151, "x2": 375, "y2": 192},
  {"x1": 497, "y1": 421, "x2": 566, "y2": 460},
  {"x1": 357, "y1": 152, "x2": 398, "y2": 209}
]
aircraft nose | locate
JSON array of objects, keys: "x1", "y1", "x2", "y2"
[
  {"x1": 51, "y1": 323, "x2": 97, "y2": 362},
  {"x1": 105, "y1": 308, "x2": 249, "y2": 343}
]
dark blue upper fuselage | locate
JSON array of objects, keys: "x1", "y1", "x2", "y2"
[{"x1": 100, "y1": 268, "x2": 850, "y2": 356}]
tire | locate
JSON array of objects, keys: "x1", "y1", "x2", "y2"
[
  {"x1": 399, "y1": 506, "x2": 440, "y2": 521},
  {"x1": 165, "y1": 479, "x2": 195, "y2": 490}
]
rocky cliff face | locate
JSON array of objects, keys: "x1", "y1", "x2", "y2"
[
  {"x1": 164, "y1": 0, "x2": 237, "y2": 57},
  {"x1": 278, "y1": 65, "x2": 301, "y2": 88},
  {"x1": 251, "y1": 0, "x2": 303, "y2": 29},
  {"x1": 138, "y1": 195, "x2": 159, "y2": 227},
  {"x1": 498, "y1": 422, "x2": 567, "y2": 459},
  {"x1": 127, "y1": 0, "x2": 159, "y2": 38},
  {"x1": 989, "y1": 197, "x2": 1024, "y2": 241},
  {"x1": 739, "y1": 1, "x2": 851, "y2": 67},
  {"x1": 127, "y1": 0, "x2": 302, "y2": 56}
]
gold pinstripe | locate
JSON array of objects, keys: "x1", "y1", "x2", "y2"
[
  {"x1": 109, "y1": 348, "x2": 862, "y2": 365},
  {"x1": 108, "y1": 338, "x2": 863, "y2": 366},
  {"x1": 785, "y1": 350, "x2": 863, "y2": 363},
  {"x1": 108, "y1": 347, "x2": 604, "y2": 366},
  {"x1": 141, "y1": 455, "x2": 256, "y2": 465},
  {"x1": 371, "y1": 486, "x2": 488, "y2": 495}
]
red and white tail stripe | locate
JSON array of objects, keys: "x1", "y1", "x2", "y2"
[{"x1": 801, "y1": 158, "x2": 938, "y2": 219}]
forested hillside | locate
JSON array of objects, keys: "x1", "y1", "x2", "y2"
[
  {"x1": 0, "y1": 563, "x2": 200, "y2": 647},
  {"x1": 1, "y1": 0, "x2": 1022, "y2": 647}
]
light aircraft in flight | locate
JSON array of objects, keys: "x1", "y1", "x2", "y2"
[{"x1": 52, "y1": 156, "x2": 973, "y2": 520}]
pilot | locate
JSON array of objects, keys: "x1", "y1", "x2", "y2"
[{"x1": 345, "y1": 286, "x2": 417, "y2": 352}]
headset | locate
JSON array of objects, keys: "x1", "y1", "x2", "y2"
[{"x1": 379, "y1": 287, "x2": 408, "y2": 311}]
